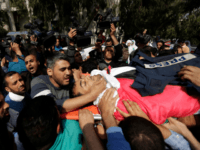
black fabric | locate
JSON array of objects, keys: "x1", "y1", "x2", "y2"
[
  {"x1": 64, "y1": 45, "x2": 76, "y2": 64},
  {"x1": 21, "y1": 68, "x2": 47, "y2": 94}
]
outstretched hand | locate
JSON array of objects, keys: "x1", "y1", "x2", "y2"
[
  {"x1": 68, "y1": 28, "x2": 77, "y2": 39},
  {"x1": 110, "y1": 23, "x2": 116, "y2": 36},
  {"x1": 79, "y1": 109, "x2": 94, "y2": 130},
  {"x1": 90, "y1": 78, "x2": 107, "y2": 100},
  {"x1": 98, "y1": 88, "x2": 119, "y2": 129},
  {"x1": 72, "y1": 69, "x2": 82, "y2": 81},
  {"x1": 1, "y1": 57, "x2": 9, "y2": 67},
  {"x1": 178, "y1": 66, "x2": 200, "y2": 87},
  {"x1": 163, "y1": 117, "x2": 188, "y2": 136},
  {"x1": 116, "y1": 100, "x2": 149, "y2": 121},
  {"x1": 98, "y1": 88, "x2": 119, "y2": 116}
]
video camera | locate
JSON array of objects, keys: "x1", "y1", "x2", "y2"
[
  {"x1": 69, "y1": 16, "x2": 93, "y2": 47},
  {"x1": 24, "y1": 19, "x2": 56, "y2": 48},
  {"x1": 94, "y1": 8, "x2": 120, "y2": 29},
  {"x1": 0, "y1": 36, "x2": 12, "y2": 60}
]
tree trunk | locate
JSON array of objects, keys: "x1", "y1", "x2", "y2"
[
  {"x1": 25, "y1": 0, "x2": 32, "y2": 22},
  {"x1": 5, "y1": 0, "x2": 16, "y2": 31}
]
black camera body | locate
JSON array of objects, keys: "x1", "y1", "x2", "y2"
[
  {"x1": 95, "y1": 8, "x2": 120, "y2": 29},
  {"x1": 69, "y1": 16, "x2": 92, "y2": 47},
  {"x1": 14, "y1": 35, "x2": 23, "y2": 44},
  {"x1": 24, "y1": 19, "x2": 56, "y2": 48},
  {"x1": 0, "y1": 36, "x2": 12, "y2": 60}
]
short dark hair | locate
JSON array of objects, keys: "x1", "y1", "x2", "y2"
[
  {"x1": 47, "y1": 52, "x2": 70, "y2": 69},
  {"x1": 143, "y1": 46, "x2": 157, "y2": 56},
  {"x1": 134, "y1": 33, "x2": 151, "y2": 45},
  {"x1": 106, "y1": 38, "x2": 112, "y2": 43},
  {"x1": 3, "y1": 71, "x2": 19, "y2": 87},
  {"x1": 173, "y1": 44, "x2": 182, "y2": 53},
  {"x1": 178, "y1": 39, "x2": 185, "y2": 43},
  {"x1": 119, "y1": 116, "x2": 165, "y2": 150},
  {"x1": 17, "y1": 96, "x2": 59, "y2": 150},
  {"x1": 158, "y1": 50, "x2": 175, "y2": 57},
  {"x1": 24, "y1": 48, "x2": 37, "y2": 59},
  {"x1": 81, "y1": 59, "x2": 97, "y2": 73}
]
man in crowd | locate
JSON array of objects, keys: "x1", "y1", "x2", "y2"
[
  {"x1": 156, "y1": 40, "x2": 164, "y2": 51},
  {"x1": 94, "y1": 23, "x2": 123, "y2": 69},
  {"x1": 17, "y1": 96, "x2": 83, "y2": 150},
  {"x1": 21, "y1": 49, "x2": 46, "y2": 94},
  {"x1": 55, "y1": 38, "x2": 63, "y2": 51},
  {"x1": 4, "y1": 71, "x2": 31, "y2": 132},
  {"x1": 31, "y1": 52, "x2": 106, "y2": 113},
  {"x1": 129, "y1": 33, "x2": 151, "y2": 62},
  {"x1": 178, "y1": 39, "x2": 190, "y2": 53},
  {"x1": 31, "y1": 28, "x2": 106, "y2": 113}
]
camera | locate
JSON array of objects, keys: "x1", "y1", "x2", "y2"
[
  {"x1": 94, "y1": 8, "x2": 120, "y2": 29},
  {"x1": 69, "y1": 16, "x2": 93, "y2": 47},
  {"x1": 14, "y1": 35, "x2": 23, "y2": 44},
  {"x1": 24, "y1": 19, "x2": 56, "y2": 48},
  {"x1": 0, "y1": 36, "x2": 12, "y2": 60}
]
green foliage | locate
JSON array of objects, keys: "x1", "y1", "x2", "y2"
[
  {"x1": 0, "y1": 26, "x2": 8, "y2": 38},
  {"x1": 10, "y1": 0, "x2": 28, "y2": 18},
  {"x1": 0, "y1": 10, "x2": 9, "y2": 26},
  {"x1": 119, "y1": 0, "x2": 200, "y2": 44},
  {"x1": 54, "y1": 0, "x2": 106, "y2": 31}
]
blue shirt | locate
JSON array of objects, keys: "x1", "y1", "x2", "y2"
[
  {"x1": 5, "y1": 92, "x2": 30, "y2": 132},
  {"x1": 55, "y1": 45, "x2": 63, "y2": 51},
  {"x1": 8, "y1": 56, "x2": 27, "y2": 74},
  {"x1": 165, "y1": 130, "x2": 191, "y2": 150},
  {"x1": 106, "y1": 127, "x2": 131, "y2": 150}
]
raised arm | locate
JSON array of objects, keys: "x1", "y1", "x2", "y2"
[{"x1": 65, "y1": 28, "x2": 77, "y2": 64}]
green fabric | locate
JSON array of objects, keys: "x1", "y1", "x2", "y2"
[{"x1": 49, "y1": 119, "x2": 83, "y2": 150}]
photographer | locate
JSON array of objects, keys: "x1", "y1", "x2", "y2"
[
  {"x1": 129, "y1": 33, "x2": 151, "y2": 62},
  {"x1": 1, "y1": 41, "x2": 27, "y2": 74}
]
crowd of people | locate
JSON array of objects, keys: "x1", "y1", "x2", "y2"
[{"x1": 0, "y1": 22, "x2": 200, "y2": 150}]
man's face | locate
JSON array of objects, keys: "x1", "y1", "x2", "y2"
[
  {"x1": 25, "y1": 55, "x2": 39, "y2": 75},
  {"x1": 104, "y1": 47, "x2": 114, "y2": 60},
  {"x1": 106, "y1": 41, "x2": 112, "y2": 47},
  {"x1": 73, "y1": 75, "x2": 103, "y2": 96},
  {"x1": 48, "y1": 60, "x2": 72, "y2": 87},
  {"x1": 157, "y1": 42, "x2": 163, "y2": 50},
  {"x1": 56, "y1": 39, "x2": 60, "y2": 47},
  {"x1": 74, "y1": 52, "x2": 83, "y2": 64},
  {"x1": 5, "y1": 73, "x2": 26, "y2": 95},
  {"x1": 177, "y1": 47, "x2": 183, "y2": 54},
  {"x1": 0, "y1": 94, "x2": 10, "y2": 122}
]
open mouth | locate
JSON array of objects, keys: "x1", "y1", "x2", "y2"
[{"x1": 29, "y1": 67, "x2": 34, "y2": 72}]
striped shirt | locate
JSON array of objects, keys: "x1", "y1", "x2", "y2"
[{"x1": 31, "y1": 75, "x2": 70, "y2": 110}]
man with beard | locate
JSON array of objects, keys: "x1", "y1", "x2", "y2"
[
  {"x1": 31, "y1": 52, "x2": 106, "y2": 113},
  {"x1": 4, "y1": 71, "x2": 31, "y2": 132},
  {"x1": 21, "y1": 49, "x2": 47, "y2": 94}
]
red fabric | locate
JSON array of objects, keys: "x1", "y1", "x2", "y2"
[{"x1": 114, "y1": 78, "x2": 200, "y2": 124}]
